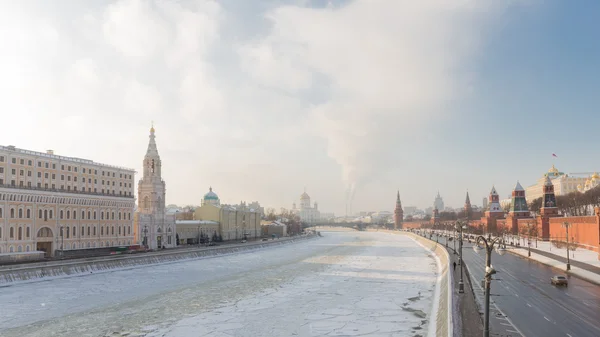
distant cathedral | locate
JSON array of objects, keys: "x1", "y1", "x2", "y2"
[
  {"x1": 134, "y1": 124, "x2": 176, "y2": 249},
  {"x1": 292, "y1": 189, "x2": 320, "y2": 224}
]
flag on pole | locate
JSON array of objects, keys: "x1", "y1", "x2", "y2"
[{"x1": 552, "y1": 153, "x2": 558, "y2": 158}]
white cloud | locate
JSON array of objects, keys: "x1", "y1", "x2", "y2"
[
  {"x1": 238, "y1": 0, "x2": 513, "y2": 199},
  {"x1": 0, "y1": 0, "x2": 527, "y2": 213}
]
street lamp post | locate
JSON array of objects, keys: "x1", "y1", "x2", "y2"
[
  {"x1": 562, "y1": 221, "x2": 572, "y2": 271},
  {"x1": 456, "y1": 220, "x2": 466, "y2": 293},
  {"x1": 143, "y1": 225, "x2": 148, "y2": 248},
  {"x1": 526, "y1": 222, "x2": 532, "y2": 257},
  {"x1": 473, "y1": 234, "x2": 506, "y2": 337}
]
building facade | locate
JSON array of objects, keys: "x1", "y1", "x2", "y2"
[
  {"x1": 193, "y1": 187, "x2": 262, "y2": 240},
  {"x1": 0, "y1": 145, "x2": 135, "y2": 256},
  {"x1": 135, "y1": 125, "x2": 176, "y2": 249},
  {"x1": 292, "y1": 190, "x2": 320, "y2": 224},
  {"x1": 526, "y1": 165, "x2": 587, "y2": 200},
  {"x1": 434, "y1": 191, "x2": 444, "y2": 212}
]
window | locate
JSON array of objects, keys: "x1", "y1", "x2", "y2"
[
  {"x1": 128, "y1": 226, "x2": 131, "y2": 235},
  {"x1": 73, "y1": 226, "x2": 76, "y2": 237},
  {"x1": 0, "y1": 168, "x2": 3, "y2": 173},
  {"x1": 45, "y1": 162, "x2": 48, "y2": 168},
  {"x1": 60, "y1": 210, "x2": 64, "y2": 219},
  {"x1": 61, "y1": 175, "x2": 64, "y2": 180},
  {"x1": 39, "y1": 209, "x2": 42, "y2": 219},
  {"x1": 101, "y1": 212, "x2": 104, "y2": 220},
  {"x1": 19, "y1": 169, "x2": 24, "y2": 176},
  {"x1": 52, "y1": 184, "x2": 55, "y2": 189},
  {"x1": 112, "y1": 212, "x2": 115, "y2": 220},
  {"x1": 66, "y1": 227, "x2": 70, "y2": 239},
  {"x1": 61, "y1": 165, "x2": 64, "y2": 170},
  {"x1": 26, "y1": 209, "x2": 30, "y2": 218},
  {"x1": 68, "y1": 166, "x2": 71, "y2": 171},
  {"x1": 38, "y1": 161, "x2": 41, "y2": 167},
  {"x1": 93, "y1": 226, "x2": 96, "y2": 236},
  {"x1": 81, "y1": 210, "x2": 85, "y2": 219},
  {"x1": 88, "y1": 211, "x2": 91, "y2": 219},
  {"x1": 10, "y1": 227, "x2": 14, "y2": 238},
  {"x1": 27, "y1": 171, "x2": 31, "y2": 177},
  {"x1": 45, "y1": 173, "x2": 48, "y2": 178},
  {"x1": 52, "y1": 164, "x2": 56, "y2": 169},
  {"x1": 93, "y1": 211, "x2": 96, "y2": 220},
  {"x1": 11, "y1": 158, "x2": 16, "y2": 164},
  {"x1": 11, "y1": 168, "x2": 15, "y2": 175},
  {"x1": 67, "y1": 176, "x2": 71, "y2": 181},
  {"x1": 118, "y1": 226, "x2": 121, "y2": 235},
  {"x1": 87, "y1": 226, "x2": 90, "y2": 236},
  {"x1": 52, "y1": 173, "x2": 55, "y2": 179},
  {"x1": 10, "y1": 208, "x2": 14, "y2": 218},
  {"x1": 37, "y1": 172, "x2": 41, "y2": 177},
  {"x1": 101, "y1": 227, "x2": 104, "y2": 235},
  {"x1": 168, "y1": 235, "x2": 172, "y2": 244},
  {"x1": 0, "y1": 208, "x2": 2, "y2": 218},
  {"x1": 49, "y1": 210, "x2": 53, "y2": 219},
  {"x1": 18, "y1": 209, "x2": 22, "y2": 218},
  {"x1": 28, "y1": 160, "x2": 32, "y2": 166},
  {"x1": 18, "y1": 227, "x2": 22, "y2": 240},
  {"x1": 26, "y1": 227, "x2": 30, "y2": 238},
  {"x1": 20, "y1": 159, "x2": 24, "y2": 165},
  {"x1": 44, "y1": 209, "x2": 48, "y2": 221},
  {"x1": 0, "y1": 156, "x2": 3, "y2": 162},
  {"x1": 0, "y1": 179, "x2": 3, "y2": 185},
  {"x1": 66, "y1": 210, "x2": 70, "y2": 219},
  {"x1": 111, "y1": 226, "x2": 114, "y2": 235}
]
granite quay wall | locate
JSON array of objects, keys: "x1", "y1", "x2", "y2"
[
  {"x1": 0, "y1": 234, "x2": 316, "y2": 285},
  {"x1": 403, "y1": 232, "x2": 453, "y2": 337}
]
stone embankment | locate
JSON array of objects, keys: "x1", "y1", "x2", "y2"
[{"x1": 0, "y1": 235, "x2": 316, "y2": 285}]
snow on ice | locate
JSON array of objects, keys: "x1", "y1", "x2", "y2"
[{"x1": 0, "y1": 231, "x2": 438, "y2": 337}]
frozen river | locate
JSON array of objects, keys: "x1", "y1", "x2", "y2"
[{"x1": 0, "y1": 230, "x2": 438, "y2": 337}]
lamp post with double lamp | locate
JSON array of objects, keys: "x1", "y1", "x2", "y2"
[
  {"x1": 473, "y1": 234, "x2": 506, "y2": 337},
  {"x1": 526, "y1": 222, "x2": 532, "y2": 257},
  {"x1": 456, "y1": 220, "x2": 467, "y2": 294},
  {"x1": 143, "y1": 225, "x2": 148, "y2": 248},
  {"x1": 562, "y1": 221, "x2": 572, "y2": 271}
]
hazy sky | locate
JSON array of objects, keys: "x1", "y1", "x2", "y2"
[{"x1": 1, "y1": 0, "x2": 600, "y2": 215}]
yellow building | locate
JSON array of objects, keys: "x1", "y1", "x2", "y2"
[
  {"x1": 0, "y1": 145, "x2": 136, "y2": 256},
  {"x1": 526, "y1": 165, "x2": 587, "y2": 201},
  {"x1": 190, "y1": 188, "x2": 262, "y2": 241}
]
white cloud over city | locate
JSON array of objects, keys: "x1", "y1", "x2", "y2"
[{"x1": 0, "y1": 0, "x2": 523, "y2": 214}]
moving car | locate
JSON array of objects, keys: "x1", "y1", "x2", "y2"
[
  {"x1": 551, "y1": 275, "x2": 568, "y2": 286},
  {"x1": 241, "y1": 240, "x2": 247, "y2": 243}
]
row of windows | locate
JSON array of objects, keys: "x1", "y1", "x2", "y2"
[
  {"x1": 0, "y1": 240, "x2": 134, "y2": 253},
  {"x1": 0, "y1": 225, "x2": 133, "y2": 239},
  {"x1": 0, "y1": 193, "x2": 133, "y2": 208},
  {"x1": 0, "y1": 208, "x2": 132, "y2": 221},
  {"x1": 0, "y1": 156, "x2": 133, "y2": 179},
  {"x1": 58, "y1": 225, "x2": 132, "y2": 238},
  {"x1": 0, "y1": 179, "x2": 133, "y2": 196},
  {"x1": 0, "y1": 169, "x2": 133, "y2": 188}
]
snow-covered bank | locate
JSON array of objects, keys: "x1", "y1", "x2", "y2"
[
  {"x1": 0, "y1": 235, "x2": 314, "y2": 285},
  {"x1": 0, "y1": 231, "x2": 438, "y2": 337}
]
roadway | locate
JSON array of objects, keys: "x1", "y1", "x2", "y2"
[{"x1": 433, "y1": 233, "x2": 600, "y2": 337}]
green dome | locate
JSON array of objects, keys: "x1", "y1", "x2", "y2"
[{"x1": 204, "y1": 187, "x2": 219, "y2": 200}]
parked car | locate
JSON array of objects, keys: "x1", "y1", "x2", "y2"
[
  {"x1": 262, "y1": 238, "x2": 269, "y2": 241},
  {"x1": 551, "y1": 275, "x2": 568, "y2": 286},
  {"x1": 241, "y1": 240, "x2": 247, "y2": 243}
]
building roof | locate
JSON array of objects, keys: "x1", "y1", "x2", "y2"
[
  {"x1": 175, "y1": 220, "x2": 219, "y2": 225},
  {"x1": 203, "y1": 187, "x2": 219, "y2": 200},
  {"x1": 514, "y1": 181, "x2": 524, "y2": 191}
]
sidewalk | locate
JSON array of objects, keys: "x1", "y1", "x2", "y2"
[
  {"x1": 446, "y1": 247, "x2": 482, "y2": 337},
  {"x1": 508, "y1": 244, "x2": 600, "y2": 285}
]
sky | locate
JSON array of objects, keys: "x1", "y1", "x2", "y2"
[{"x1": 1, "y1": 0, "x2": 600, "y2": 215}]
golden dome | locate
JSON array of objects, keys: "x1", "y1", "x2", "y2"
[
  {"x1": 549, "y1": 164, "x2": 559, "y2": 174},
  {"x1": 592, "y1": 172, "x2": 600, "y2": 179},
  {"x1": 150, "y1": 121, "x2": 155, "y2": 133}
]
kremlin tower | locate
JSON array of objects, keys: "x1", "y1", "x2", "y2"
[
  {"x1": 484, "y1": 186, "x2": 504, "y2": 233},
  {"x1": 539, "y1": 176, "x2": 559, "y2": 239},
  {"x1": 506, "y1": 181, "x2": 530, "y2": 234},
  {"x1": 464, "y1": 191, "x2": 472, "y2": 220},
  {"x1": 394, "y1": 191, "x2": 404, "y2": 230}
]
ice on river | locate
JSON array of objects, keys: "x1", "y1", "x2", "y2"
[{"x1": 0, "y1": 230, "x2": 438, "y2": 337}]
